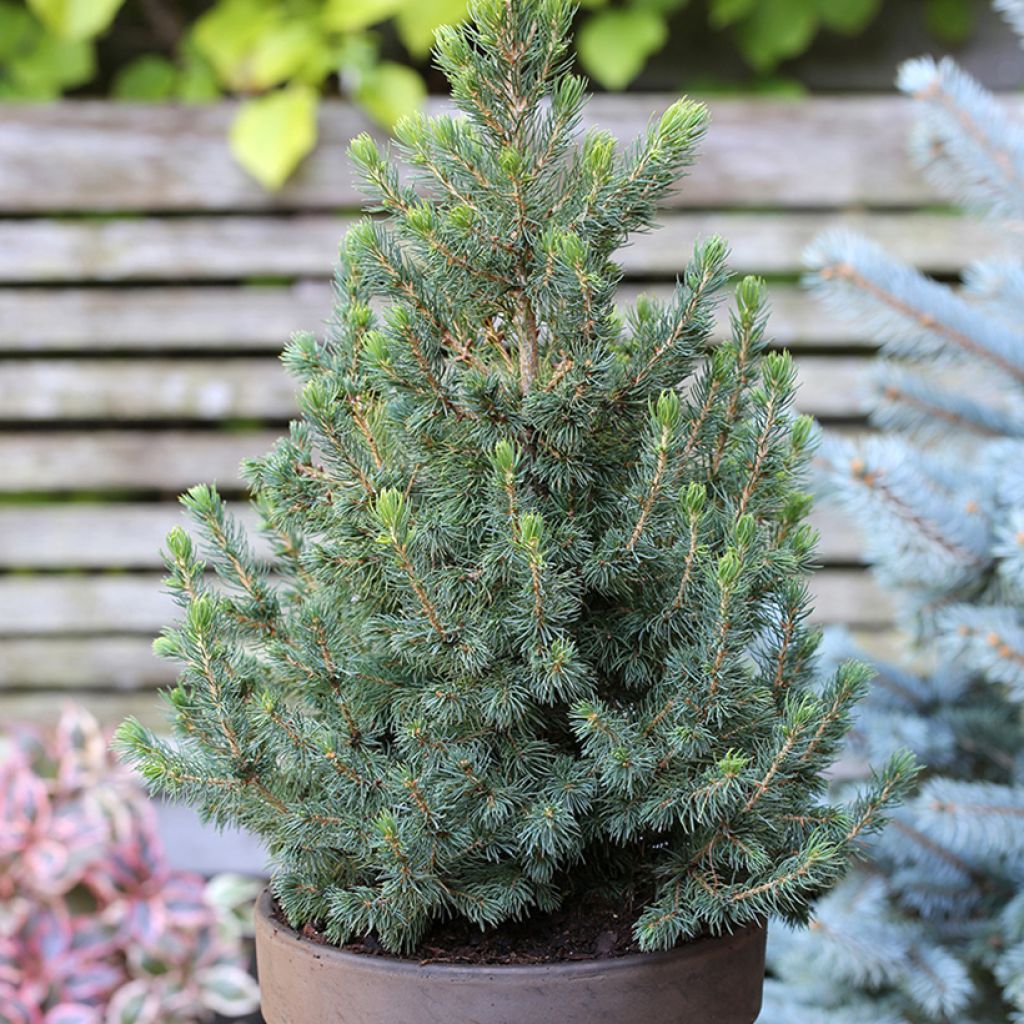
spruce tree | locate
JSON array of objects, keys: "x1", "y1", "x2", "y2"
[
  {"x1": 116, "y1": 0, "x2": 911, "y2": 956},
  {"x1": 764, "y1": 4, "x2": 1024, "y2": 1021}
]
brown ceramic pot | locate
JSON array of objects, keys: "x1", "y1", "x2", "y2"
[{"x1": 254, "y1": 889, "x2": 766, "y2": 1024}]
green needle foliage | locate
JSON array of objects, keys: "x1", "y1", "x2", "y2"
[{"x1": 116, "y1": 0, "x2": 913, "y2": 955}]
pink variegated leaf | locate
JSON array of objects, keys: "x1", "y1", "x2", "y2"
[
  {"x1": 203, "y1": 875, "x2": 261, "y2": 939},
  {"x1": 0, "y1": 898, "x2": 32, "y2": 939},
  {"x1": 54, "y1": 707, "x2": 108, "y2": 792},
  {"x1": 105, "y1": 981, "x2": 163, "y2": 1024},
  {"x1": 91, "y1": 844, "x2": 138, "y2": 895},
  {"x1": 196, "y1": 964, "x2": 261, "y2": 1016},
  {"x1": 160, "y1": 873, "x2": 212, "y2": 930},
  {"x1": 184, "y1": 921, "x2": 223, "y2": 969},
  {"x1": 61, "y1": 958, "x2": 125, "y2": 1005},
  {"x1": 51, "y1": 803, "x2": 107, "y2": 851},
  {"x1": 0, "y1": 990, "x2": 40, "y2": 1024},
  {"x1": 43, "y1": 1005, "x2": 101, "y2": 1024},
  {"x1": 0, "y1": 765, "x2": 49, "y2": 853},
  {"x1": 22, "y1": 905, "x2": 72, "y2": 962},
  {"x1": 119, "y1": 897, "x2": 167, "y2": 950},
  {"x1": 79, "y1": 790, "x2": 134, "y2": 847},
  {"x1": 9, "y1": 772, "x2": 49, "y2": 829},
  {"x1": 130, "y1": 818, "x2": 165, "y2": 882},
  {"x1": 67, "y1": 916, "x2": 117, "y2": 961},
  {"x1": 23, "y1": 840, "x2": 75, "y2": 896},
  {"x1": 124, "y1": 947, "x2": 171, "y2": 980}
]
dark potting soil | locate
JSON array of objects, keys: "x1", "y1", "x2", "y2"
[{"x1": 281, "y1": 894, "x2": 646, "y2": 965}]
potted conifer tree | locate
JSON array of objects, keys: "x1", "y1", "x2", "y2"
[{"x1": 116, "y1": 2, "x2": 914, "y2": 1021}]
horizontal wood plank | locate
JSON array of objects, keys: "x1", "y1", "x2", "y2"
[
  {"x1": 0, "y1": 568, "x2": 890, "y2": 640},
  {"x1": 0, "y1": 358, "x2": 299, "y2": 421},
  {"x1": 2, "y1": 96, "x2": 1013, "y2": 212},
  {"x1": 0, "y1": 211, "x2": 997, "y2": 283},
  {"x1": 0, "y1": 636, "x2": 173, "y2": 688},
  {"x1": 0, "y1": 429, "x2": 279, "y2": 491},
  {"x1": 0, "y1": 281, "x2": 875, "y2": 353},
  {"x1": 0, "y1": 354, "x2": 871, "y2": 421},
  {"x1": 0, "y1": 502, "x2": 869, "y2": 569},
  {"x1": 0, "y1": 281, "x2": 329, "y2": 353},
  {"x1": 0, "y1": 690, "x2": 173, "y2": 730}
]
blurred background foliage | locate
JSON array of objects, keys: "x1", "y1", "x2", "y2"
[{"x1": 0, "y1": 0, "x2": 985, "y2": 186}]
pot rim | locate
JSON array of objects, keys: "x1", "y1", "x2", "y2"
[{"x1": 255, "y1": 888, "x2": 765, "y2": 978}]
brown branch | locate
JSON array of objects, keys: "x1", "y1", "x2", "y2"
[
  {"x1": 518, "y1": 294, "x2": 540, "y2": 395},
  {"x1": 628, "y1": 429, "x2": 670, "y2": 550},
  {"x1": 392, "y1": 539, "x2": 448, "y2": 641},
  {"x1": 844, "y1": 454, "x2": 985, "y2": 567},
  {"x1": 822, "y1": 261, "x2": 1024, "y2": 385}
]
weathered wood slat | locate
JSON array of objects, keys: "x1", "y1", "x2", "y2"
[
  {"x1": 0, "y1": 429, "x2": 279, "y2": 491},
  {"x1": 0, "y1": 358, "x2": 299, "y2": 421},
  {"x1": 0, "y1": 281, "x2": 329, "y2": 353},
  {"x1": 0, "y1": 281, "x2": 875, "y2": 353},
  {"x1": 0, "y1": 690, "x2": 173, "y2": 730},
  {"x1": 0, "y1": 212, "x2": 997, "y2": 283},
  {"x1": 0, "y1": 504, "x2": 267, "y2": 567},
  {"x1": 0, "y1": 354, "x2": 871, "y2": 420},
  {"x1": 0, "y1": 568, "x2": 889, "y2": 638},
  {"x1": 3, "y1": 96, "x2": 1015, "y2": 212},
  {"x1": 0, "y1": 576, "x2": 174, "y2": 635},
  {"x1": 0, "y1": 503, "x2": 870, "y2": 569},
  {"x1": 0, "y1": 637, "x2": 174, "y2": 688}
]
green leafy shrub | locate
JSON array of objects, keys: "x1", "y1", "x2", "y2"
[
  {"x1": 116, "y1": 0, "x2": 912, "y2": 955},
  {"x1": 0, "y1": 0, "x2": 983, "y2": 188}
]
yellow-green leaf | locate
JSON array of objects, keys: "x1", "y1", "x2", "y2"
[
  {"x1": 7, "y1": 32, "x2": 94, "y2": 96},
  {"x1": 394, "y1": 0, "x2": 469, "y2": 58},
  {"x1": 356, "y1": 62, "x2": 426, "y2": 128},
  {"x1": 709, "y1": 0, "x2": 755, "y2": 28},
  {"x1": 0, "y1": 2, "x2": 36, "y2": 62},
  {"x1": 192, "y1": 0, "x2": 280, "y2": 91},
  {"x1": 816, "y1": 0, "x2": 881, "y2": 34},
  {"x1": 577, "y1": 8, "x2": 668, "y2": 91},
  {"x1": 323, "y1": 0, "x2": 404, "y2": 32},
  {"x1": 192, "y1": 5, "x2": 328, "y2": 92},
  {"x1": 734, "y1": 0, "x2": 818, "y2": 73},
  {"x1": 245, "y1": 20, "x2": 323, "y2": 90},
  {"x1": 25, "y1": 0, "x2": 126, "y2": 40},
  {"x1": 112, "y1": 55, "x2": 180, "y2": 100},
  {"x1": 926, "y1": 0, "x2": 975, "y2": 44},
  {"x1": 229, "y1": 85, "x2": 319, "y2": 190},
  {"x1": 633, "y1": 0, "x2": 690, "y2": 13},
  {"x1": 177, "y1": 44, "x2": 222, "y2": 103}
]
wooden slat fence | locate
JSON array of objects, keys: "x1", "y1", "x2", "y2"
[{"x1": 0, "y1": 94, "x2": 1004, "y2": 728}]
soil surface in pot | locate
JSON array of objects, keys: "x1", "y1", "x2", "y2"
[{"x1": 278, "y1": 893, "x2": 656, "y2": 965}]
